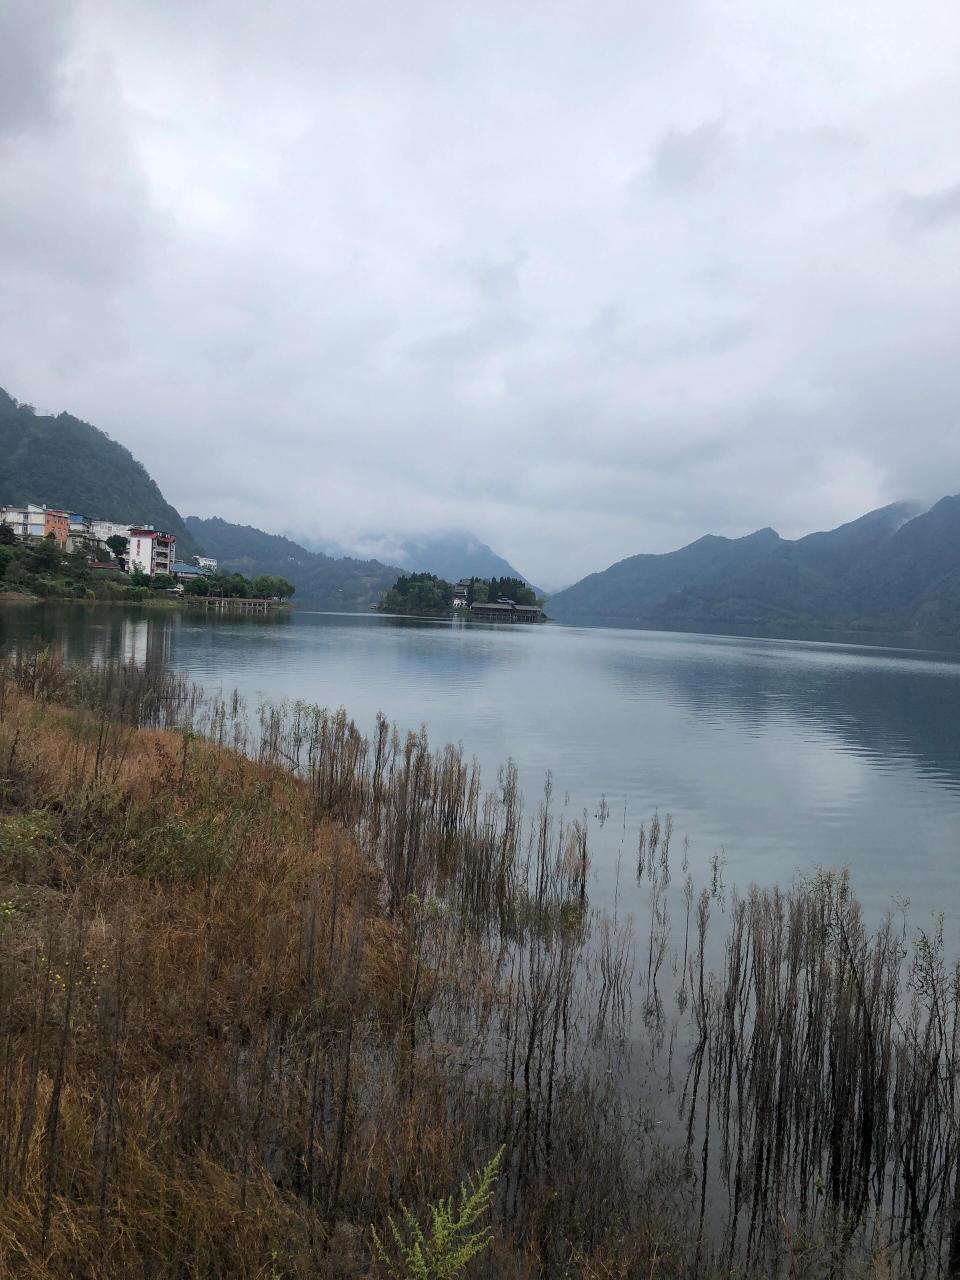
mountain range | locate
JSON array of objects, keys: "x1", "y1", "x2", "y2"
[
  {"x1": 547, "y1": 499, "x2": 960, "y2": 634},
  {"x1": 3, "y1": 383, "x2": 960, "y2": 634},
  {"x1": 184, "y1": 517, "x2": 400, "y2": 611},
  {"x1": 298, "y1": 530, "x2": 536, "y2": 590},
  {"x1": 0, "y1": 386, "x2": 530, "y2": 609}
]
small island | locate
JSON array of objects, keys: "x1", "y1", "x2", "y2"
[{"x1": 377, "y1": 572, "x2": 546, "y2": 622}]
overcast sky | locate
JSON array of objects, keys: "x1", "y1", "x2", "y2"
[{"x1": 2, "y1": 0, "x2": 959, "y2": 584}]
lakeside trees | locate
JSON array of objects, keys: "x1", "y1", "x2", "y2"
[
  {"x1": 0, "y1": 533, "x2": 108, "y2": 599},
  {"x1": 0, "y1": 531, "x2": 294, "y2": 602},
  {"x1": 183, "y1": 570, "x2": 294, "y2": 599}
]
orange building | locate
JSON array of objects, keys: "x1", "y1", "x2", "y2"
[{"x1": 43, "y1": 508, "x2": 70, "y2": 545}]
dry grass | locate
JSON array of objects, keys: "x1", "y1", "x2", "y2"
[{"x1": 0, "y1": 648, "x2": 954, "y2": 1278}]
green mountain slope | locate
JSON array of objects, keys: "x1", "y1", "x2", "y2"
[
  {"x1": 0, "y1": 388, "x2": 195, "y2": 552},
  {"x1": 0, "y1": 385, "x2": 399, "y2": 609},
  {"x1": 185, "y1": 516, "x2": 400, "y2": 611},
  {"x1": 548, "y1": 499, "x2": 960, "y2": 634}
]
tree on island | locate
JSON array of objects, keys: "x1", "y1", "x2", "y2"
[
  {"x1": 380, "y1": 572, "x2": 538, "y2": 614},
  {"x1": 486, "y1": 576, "x2": 538, "y2": 605},
  {"x1": 379, "y1": 573, "x2": 454, "y2": 615}
]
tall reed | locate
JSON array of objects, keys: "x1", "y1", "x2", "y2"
[{"x1": 0, "y1": 646, "x2": 956, "y2": 1277}]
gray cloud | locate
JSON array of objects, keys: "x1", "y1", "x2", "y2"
[
  {"x1": 0, "y1": 1, "x2": 73, "y2": 139},
  {"x1": 646, "y1": 119, "x2": 730, "y2": 192},
  {"x1": 1, "y1": 0, "x2": 959, "y2": 584},
  {"x1": 897, "y1": 181, "x2": 960, "y2": 229}
]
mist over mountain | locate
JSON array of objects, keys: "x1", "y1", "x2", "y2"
[
  {"x1": 6, "y1": 379, "x2": 960, "y2": 632},
  {"x1": 184, "y1": 517, "x2": 400, "y2": 611},
  {"x1": 296, "y1": 530, "x2": 538, "y2": 591},
  {"x1": 548, "y1": 499, "x2": 960, "y2": 634},
  {"x1": 0, "y1": 384, "x2": 400, "y2": 609}
]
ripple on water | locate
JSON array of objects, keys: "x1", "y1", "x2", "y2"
[{"x1": 2, "y1": 605, "x2": 960, "y2": 923}]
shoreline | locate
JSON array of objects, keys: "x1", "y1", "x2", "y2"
[
  {"x1": 0, "y1": 650, "x2": 954, "y2": 1277},
  {"x1": 0, "y1": 592, "x2": 292, "y2": 612}
]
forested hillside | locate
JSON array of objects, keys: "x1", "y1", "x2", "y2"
[
  {"x1": 0, "y1": 388, "x2": 195, "y2": 552},
  {"x1": 548, "y1": 499, "x2": 960, "y2": 633},
  {"x1": 0, "y1": 386, "x2": 400, "y2": 610},
  {"x1": 185, "y1": 516, "x2": 399, "y2": 610}
]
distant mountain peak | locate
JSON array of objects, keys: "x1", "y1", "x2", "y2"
[
  {"x1": 548, "y1": 496, "x2": 960, "y2": 635},
  {"x1": 184, "y1": 515, "x2": 400, "y2": 610},
  {"x1": 292, "y1": 528, "x2": 538, "y2": 592}
]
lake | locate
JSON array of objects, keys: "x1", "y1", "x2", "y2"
[{"x1": 2, "y1": 602, "x2": 959, "y2": 931}]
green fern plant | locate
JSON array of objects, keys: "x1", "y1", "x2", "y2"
[{"x1": 371, "y1": 1148, "x2": 504, "y2": 1279}]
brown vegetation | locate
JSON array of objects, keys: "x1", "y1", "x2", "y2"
[{"x1": 0, "y1": 648, "x2": 956, "y2": 1277}]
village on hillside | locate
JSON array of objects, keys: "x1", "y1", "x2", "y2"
[
  {"x1": 0, "y1": 502, "x2": 293, "y2": 606},
  {"x1": 0, "y1": 501, "x2": 210, "y2": 583}
]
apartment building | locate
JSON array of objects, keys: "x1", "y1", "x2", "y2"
[
  {"x1": 67, "y1": 513, "x2": 93, "y2": 550},
  {"x1": 0, "y1": 504, "x2": 47, "y2": 539},
  {"x1": 89, "y1": 519, "x2": 132, "y2": 543},
  {"x1": 127, "y1": 527, "x2": 177, "y2": 575},
  {"x1": 43, "y1": 508, "x2": 70, "y2": 545}
]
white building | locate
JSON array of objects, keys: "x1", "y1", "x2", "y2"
[
  {"x1": 90, "y1": 519, "x2": 132, "y2": 544},
  {"x1": 0, "y1": 504, "x2": 47, "y2": 539},
  {"x1": 127, "y1": 527, "x2": 176, "y2": 576},
  {"x1": 192, "y1": 555, "x2": 218, "y2": 573}
]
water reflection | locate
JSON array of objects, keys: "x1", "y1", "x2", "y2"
[
  {"x1": 2, "y1": 604, "x2": 958, "y2": 924},
  {"x1": 600, "y1": 631, "x2": 960, "y2": 786}
]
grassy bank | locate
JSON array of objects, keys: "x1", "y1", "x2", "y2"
[{"x1": 0, "y1": 649, "x2": 956, "y2": 1277}]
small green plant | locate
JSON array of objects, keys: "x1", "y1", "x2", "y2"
[
  {"x1": 371, "y1": 1148, "x2": 503, "y2": 1280},
  {"x1": 0, "y1": 898, "x2": 15, "y2": 936}
]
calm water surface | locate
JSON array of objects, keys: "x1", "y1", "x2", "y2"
[{"x1": 3, "y1": 603, "x2": 959, "y2": 930}]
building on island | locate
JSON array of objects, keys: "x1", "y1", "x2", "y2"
[
  {"x1": 127, "y1": 527, "x2": 176, "y2": 576},
  {"x1": 513, "y1": 603, "x2": 543, "y2": 623},
  {"x1": 470, "y1": 599, "x2": 542, "y2": 624}
]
